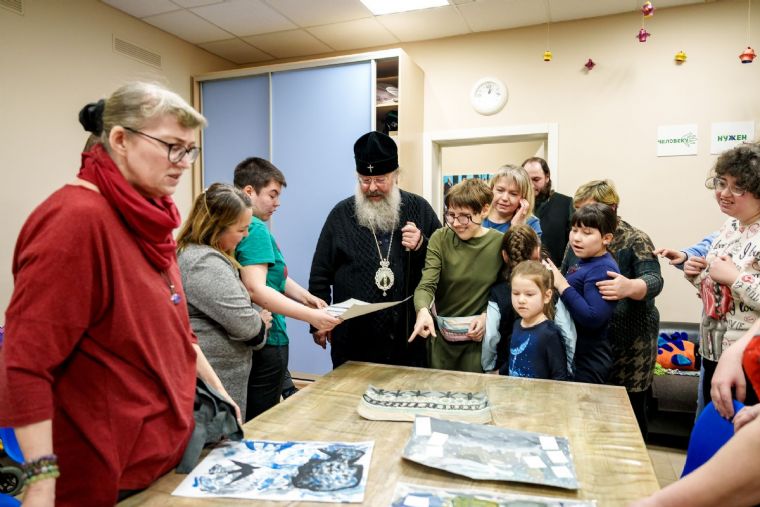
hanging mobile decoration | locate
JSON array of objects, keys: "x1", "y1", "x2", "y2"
[
  {"x1": 584, "y1": 58, "x2": 596, "y2": 70},
  {"x1": 739, "y1": 0, "x2": 755, "y2": 63},
  {"x1": 674, "y1": 50, "x2": 687, "y2": 63},
  {"x1": 641, "y1": 1, "x2": 655, "y2": 17},
  {"x1": 637, "y1": 1, "x2": 652, "y2": 43},
  {"x1": 543, "y1": 0, "x2": 552, "y2": 61},
  {"x1": 740, "y1": 46, "x2": 757, "y2": 63}
]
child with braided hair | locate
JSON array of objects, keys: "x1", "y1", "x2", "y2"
[{"x1": 482, "y1": 225, "x2": 575, "y2": 373}]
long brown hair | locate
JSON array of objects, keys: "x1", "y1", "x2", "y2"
[
  {"x1": 177, "y1": 183, "x2": 251, "y2": 262},
  {"x1": 511, "y1": 260, "x2": 555, "y2": 319}
]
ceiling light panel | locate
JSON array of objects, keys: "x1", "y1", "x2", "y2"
[{"x1": 360, "y1": 0, "x2": 449, "y2": 16}]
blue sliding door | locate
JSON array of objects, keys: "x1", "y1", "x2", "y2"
[
  {"x1": 201, "y1": 75, "x2": 270, "y2": 186},
  {"x1": 272, "y1": 62, "x2": 372, "y2": 375}
]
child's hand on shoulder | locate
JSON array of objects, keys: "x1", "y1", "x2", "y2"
[{"x1": 542, "y1": 258, "x2": 569, "y2": 294}]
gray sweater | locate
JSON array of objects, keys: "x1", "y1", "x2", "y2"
[{"x1": 178, "y1": 244, "x2": 265, "y2": 420}]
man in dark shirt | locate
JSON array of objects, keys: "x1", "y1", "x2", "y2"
[
  {"x1": 309, "y1": 132, "x2": 441, "y2": 368},
  {"x1": 522, "y1": 157, "x2": 573, "y2": 265}
]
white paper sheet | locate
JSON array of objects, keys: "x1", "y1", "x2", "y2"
[{"x1": 326, "y1": 296, "x2": 411, "y2": 320}]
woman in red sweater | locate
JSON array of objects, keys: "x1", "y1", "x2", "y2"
[{"x1": 0, "y1": 82, "x2": 236, "y2": 506}]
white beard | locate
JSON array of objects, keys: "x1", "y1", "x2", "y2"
[{"x1": 354, "y1": 184, "x2": 401, "y2": 233}]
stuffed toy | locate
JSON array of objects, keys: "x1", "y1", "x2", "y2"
[{"x1": 657, "y1": 331, "x2": 699, "y2": 371}]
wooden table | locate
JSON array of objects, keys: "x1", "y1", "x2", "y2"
[{"x1": 120, "y1": 361, "x2": 659, "y2": 506}]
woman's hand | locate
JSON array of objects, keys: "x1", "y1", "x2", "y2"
[
  {"x1": 301, "y1": 291, "x2": 328, "y2": 309},
  {"x1": 596, "y1": 272, "x2": 631, "y2": 300},
  {"x1": 733, "y1": 404, "x2": 760, "y2": 432},
  {"x1": 684, "y1": 256, "x2": 708, "y2": 277},
  {"x1": 467, "y1": 313, "x2": 486, "y2": 342},
  {"x1": 216, "y1": 386, "x2": 242, "y2": 426},
  {"x1": 708, "y1": 255, "x2": 739, "y2": 286},
  {"x1": 711, "y1": 342, "x2": 747, "y2": 418},
  {"x1": 259, "y1": 309, "x2": 273, "y2": 330},
  {"x1": 511, "y1": 198, "x2": 529, "y2": 225},
  {"x1": 654, "y1": 247, "x2": 687, "y2": 266},
  {"x1": 542, "y1": 258, "x2": 569, "y2": 294},
  {"x1": 409, "y1": 308, "x2": 436, "y2": 342},
  {"x1": 309, "y1": 308, "x2": 341, "y2": 332}
]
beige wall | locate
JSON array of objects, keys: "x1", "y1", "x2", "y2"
[
  {"x1": 0, "y1": 0, "x2": 234, "y2": 316},
  {"x1": 399, "y1": 0, "x2": 759, "y2": 323}
]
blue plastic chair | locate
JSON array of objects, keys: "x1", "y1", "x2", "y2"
[
  {"x1": 0, "y1": 427, "x2": 23, "y2": 504},
  {"x1": 681, "y1": 400, "x2": 744, "y2": 477},
  {"x1": 0, "y1": 495, "x2": 20, "y2": 507},
  {"x1": 0, "y1": 429, "x2": 22, "y2": 465}
]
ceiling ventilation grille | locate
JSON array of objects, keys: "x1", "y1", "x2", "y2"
[
  {"x1": 0, "y1": 0, "x2": 23, "y2": 15},
  {"x1": 113, "y1": 36, "x2": 162, "y2": 69}
]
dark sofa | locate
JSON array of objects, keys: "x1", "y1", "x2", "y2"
[{"x1": 647, "y1": 321, "x2": 700, "y2": 447}]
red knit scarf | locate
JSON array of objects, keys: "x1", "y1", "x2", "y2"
[{"x1": 78, "y1": 144, "x2": 181, "y2": 271}]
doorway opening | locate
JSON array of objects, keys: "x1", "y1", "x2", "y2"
[{"x1": 423, "y1": 124, "x2": 558, "y2": 215}]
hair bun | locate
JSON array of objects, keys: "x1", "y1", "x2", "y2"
[{"x1": 78, "y1": 99, "x2": 105, "y2": 135}]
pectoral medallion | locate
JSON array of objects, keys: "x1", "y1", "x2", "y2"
[{"x1": 375, "y1": 260, "x2": 395, "y2": 296}]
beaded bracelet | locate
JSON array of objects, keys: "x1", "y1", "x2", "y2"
[{"x1": 22, "y1": 454, "x2": 60, "y2": 484}]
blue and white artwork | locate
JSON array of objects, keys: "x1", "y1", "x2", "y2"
[{"x1": 172, "y1": 439, "x2": 374, "y2": 502}]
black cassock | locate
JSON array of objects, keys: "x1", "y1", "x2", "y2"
[{"x1": 309, "y1": 190, "x2": 441, "y2": 368}]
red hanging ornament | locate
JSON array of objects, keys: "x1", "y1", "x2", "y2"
[
  {"x1": 637, "y1": 28, "x2": 651, "y2": 42},
  {"x1": 584, "y1": 58, "x2": 596, "y2": 70},
  {"x1": 739, "y1": 46, "x2": 756, "y2": 63},
  {"x1": 641, "y1": 1, "x2": 655, "y2": 17}
]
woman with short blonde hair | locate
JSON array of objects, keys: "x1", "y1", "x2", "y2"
[{"x1": 484, "y1": 165, "x2": 542, "y2": 236}]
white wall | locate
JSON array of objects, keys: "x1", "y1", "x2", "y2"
[{"x1": 0, "y1": 0, "x2": 234, "y2": 316}]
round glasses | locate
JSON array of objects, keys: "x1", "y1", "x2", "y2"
[
  {"x1": 358, "y1": 175, "x2": 389, "y2": 187},
  {"x1": 444, "y1": 213, "x2": 481, "y2": 226},
  {"x1": 124, "y1": 127, "x2": 200, "y2": 164},
  {"x1": 705, "y1": 176, "x2": 746, "y2": 197}
]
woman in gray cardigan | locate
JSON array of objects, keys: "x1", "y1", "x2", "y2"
[{"x1": 177, "y1": 183, "x2": 271, "y2": 421}]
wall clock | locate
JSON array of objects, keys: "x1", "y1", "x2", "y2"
[{"x1": 470, "y1": 77, "x2": 508, "y2": 116}]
